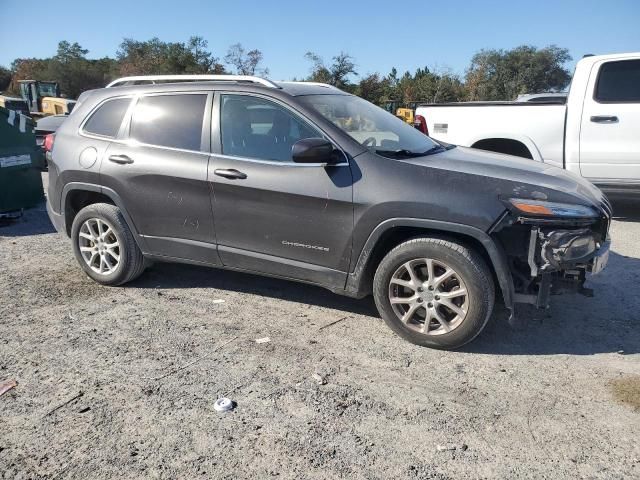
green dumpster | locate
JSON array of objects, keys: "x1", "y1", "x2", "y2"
[{"x1": 0, "y1": 106, "x2": 45, "y2": 217}]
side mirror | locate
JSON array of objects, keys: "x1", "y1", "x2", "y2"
[{"x1": 292, "y1": 138, "x2": 336, "y2": 164}]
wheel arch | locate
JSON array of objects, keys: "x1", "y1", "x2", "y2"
[
  {"x1": 61, "y1": 183, "x2": 146, "y2": 250},
  {"x1": 468, "y1": 134, "x2": 542, "y2": 161},
  {"x1": 346, "y1": 218, "x2": 514, "y2": 311}
]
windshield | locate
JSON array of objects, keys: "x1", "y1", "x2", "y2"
[
  {"x1": 37, "y1": 83, "x2": 58, "y2": 98},
  {"x1": 298, "y1": 94, "x2": 441, "y2": 157}
]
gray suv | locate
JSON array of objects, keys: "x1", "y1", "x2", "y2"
[{"x1": 46, "y1": 75, "x2": 611, "y2": 349}]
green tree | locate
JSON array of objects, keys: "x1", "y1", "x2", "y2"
[
  {"x1": 9, "y1": 58, "x2": 51, "y2": 95},
  {"x1": 11, "y1": 42, "x2": 116, "y2": 98},
  {"x1": 54, "y1": 41, "x2": 88, "y2": 63},
  {"x1": 47, "y1": 41, "x2": 114, "y2": 98},
  {"x1": 304, "y1": 51, "x2": 331, "y2": 84},
  {"x1": 116, "y1": 37, "x2": 225, "y2": 77},
  {"x1": 355, "y1": 73, "x2": 390, "y2": 105},
  {"x1": 329, "y1": 52, "x2": 357, "y2": 90},
  {"x1": 224, "y1": 43, "x2": 268, "y2": 76},
  {"x1": 304, "y1": 51, "x2": 357, "y2": 90},
  {"x1": 188, "y1": 36, "x2": 224, "y2": 73},
  {"x1": 465, "y1": 45, "x2": 572, "y2": 101},
  {"x1": 0, "y1": 66, "x2": 13, "y2": 92}
]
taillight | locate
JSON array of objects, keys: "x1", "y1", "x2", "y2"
[
  {"x1": 414, "y1": 114, "x2": 428, "y2": 135},
  {"x1": 44, "y1": 134, "x2": 55, "y2": 152}
]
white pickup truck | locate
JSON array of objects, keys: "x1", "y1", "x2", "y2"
[{"x1": 415, "y1": 52, "x2": 640, "y2": 196}]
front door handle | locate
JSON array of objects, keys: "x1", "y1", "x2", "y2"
[
  {"x1": 590, "y1": 115, "x2": 619, "y2": 123},
  {"x1": 214, "y1": 168, "x2": 247, "y2": 179},
  {"x1": 108, "y1": 154, "x2": 134, "y2": 164}
]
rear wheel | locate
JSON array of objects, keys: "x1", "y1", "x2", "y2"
[
  {"x1": 373, "y1": 237, "x2": 495, "y2": 349},
  {"x1": 71, "y1": 203, "x2": 145, "y2": 285}
]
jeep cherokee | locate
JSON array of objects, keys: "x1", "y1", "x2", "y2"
[{"x1": 46, "y1": 75, "x2": 611, "y2": 349}]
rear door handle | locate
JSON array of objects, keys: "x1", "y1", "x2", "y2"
[
  {"x1": 590, "y1": 115, "x2": 619, "y2": 123},
  {"x1": 214, "y1": 168, "x2": 247, "y2": 179},
  {"x1": 108, "y1": 154, "x2": 134, "y2": 164}
]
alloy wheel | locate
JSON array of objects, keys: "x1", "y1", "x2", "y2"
[
  {"x1": 78, "y1": 218, "x2": 121, "y2": 275},
  {"x1": 388, "y1": 258, "x2": 469, "y2": 335}
]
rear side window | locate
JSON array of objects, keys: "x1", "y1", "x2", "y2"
[
  {"x1": 595, "y1": 59, "x2": 640, "y2": 103},
  {"x1": 130, "y1": 94, "x2": 207, "y2": 151},
  {"x1": 83, "y1": 98, "x2": 131, "y2": 137}
]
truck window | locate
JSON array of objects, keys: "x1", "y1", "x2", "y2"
[
  {"x1": 130, "y1": 94, "x2": 207, "y2": 151},
  {"x1": 595, "y1": 59, "x2": 640, "y2": 103},
  {"x1": 83, "y1": 97, "x2": 131, "y2": 138}
]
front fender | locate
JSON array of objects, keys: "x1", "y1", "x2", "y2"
[{"x1": 345, "y1": 217, "x2": 514, "y2": 311}]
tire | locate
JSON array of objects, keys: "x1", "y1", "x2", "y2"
[
  {"x1": 70, "y1": 203, "x2": 146, "y2": 286},
  {"x1": 373, "y1": 237, "x2": 495, "y2": 349}
]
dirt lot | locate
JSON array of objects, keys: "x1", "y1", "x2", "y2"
[{"x1": 1, "y1": 193, "x2": 639, "y2": 479}]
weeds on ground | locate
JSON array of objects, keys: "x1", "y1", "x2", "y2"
[{"x1": 610, "y1": 375, "x2": 640, "y2": 411}]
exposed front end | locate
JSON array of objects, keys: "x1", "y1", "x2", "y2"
[{"x1": 493, "y1": 196, "x2": 612, "y2": 312}]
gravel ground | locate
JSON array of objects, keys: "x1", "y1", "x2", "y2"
[{"x1": 1, "y1": 191, "x2": 639, "y2": 479}]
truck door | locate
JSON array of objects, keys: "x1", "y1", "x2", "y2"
[{"x1": 579, "y1": 58, "x2": 640, "y2": 184}]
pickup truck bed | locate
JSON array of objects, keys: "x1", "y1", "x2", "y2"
[
  {"x1": 421, "y1": 102, "x2": 567, "y2": 168},
  {"x1": 416, "y1": 52, "x2": 640, "y2": 195}
]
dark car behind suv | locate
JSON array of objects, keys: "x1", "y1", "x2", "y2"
[{"x1": 46, "y1": 75, "x2": 611, "y2": 349}]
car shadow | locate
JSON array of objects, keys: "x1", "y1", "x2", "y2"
[
  {"x1": 6, "y1": 205, "x2": 639, "y2": 356},
  {"x1": 0, "y1": 203, "x2": 56, "y2": 237},
  {"x1": 136, "y1": 250, "x2": 639, "y2": 356},
  {"x1": 467, "y1": 250, "x2": 640, "y2": 355},
  {"x1": 133, "y1": 261, "x2": 379, "y2": 317}
]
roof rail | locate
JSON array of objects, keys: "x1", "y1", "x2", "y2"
[
  {"x1": 106, "y1": 75, "x2": 280, "y2": 89},
  {"x1": 297, "y1": 82, "x2": 341, "y2": 90},
  {"x1": 277, "y1": 81, "x2": 341, "y2": 91}
]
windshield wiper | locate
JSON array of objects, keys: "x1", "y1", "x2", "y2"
[
  {"x1": 374, "y1": 149, "x2": 425, "y2": 158},
  {"x1": 374, "y1": 145, "x2": 445, "y2": 158},
  {"x1": 419, "y1": 145, "x2": 446, "y2": 155}
]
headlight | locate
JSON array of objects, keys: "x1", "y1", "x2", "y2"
[
  {"x1": 540, "y1": 229, "x2": 597, "y2": 268},
  {"x1": 508, "y1": 199, "x2": 598, "y2": 218}
]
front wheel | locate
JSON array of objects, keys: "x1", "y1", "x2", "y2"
[
  {"x1": 373, "y1": 237, "x2": 495, "y2": 349},
  {"x1": 70, "y1": 203, "x2": 146, "y2": 286}
]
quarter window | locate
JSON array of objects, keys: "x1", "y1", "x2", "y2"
[
  {"x1": 595, "y1": 59, "x2": 640, "y2": 103},
  {"x1": 130, "y1": 94, "x2": 207, "y2": 151},
  {"x1": 220, "y1": 95, "x2": 322, "y2": 162},
  {"x1": 83, "y1": 97, "x2": 131, "y2": 138}
]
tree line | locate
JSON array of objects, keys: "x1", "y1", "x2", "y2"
[{"x1": 0, "y1": 37, "x2": 572, "y2": 106}]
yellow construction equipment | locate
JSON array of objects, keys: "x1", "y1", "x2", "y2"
[
  {"x1": 17, "y1": 80, "x2": 76, "y2": 117},
  {"x1": 395, "y1": 107, "x2": 415, "y2": 125},
  {"x1": 384, "y1": 101, "x2": 419, "y2": 126}
]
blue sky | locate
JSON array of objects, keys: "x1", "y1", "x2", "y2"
[{"x1": 1, "y1": 0, "x2": 639, "y2": 80}]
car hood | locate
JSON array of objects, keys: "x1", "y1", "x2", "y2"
[{"x1": 405, "y1": 146, "x2": 607, "y2": 208}]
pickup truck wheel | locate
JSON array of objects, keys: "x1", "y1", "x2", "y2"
[
  {"x1": 70, "y1": 203, "x2": 145, "y2": 286},
  {"x1": 373, "y1": 238, "x2": 495, "y2": 349}
]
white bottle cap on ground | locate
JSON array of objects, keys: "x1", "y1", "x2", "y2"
[{"x1": 214, "y1": 397, "x2": 234, "y2": 412}]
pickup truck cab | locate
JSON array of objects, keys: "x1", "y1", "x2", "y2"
[{"x1": 415, "y1": 52, "x2": 640, "y2": 196}]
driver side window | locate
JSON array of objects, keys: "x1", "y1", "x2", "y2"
[{"x1": 220, "y1": 95, "x2": 323, "y2": 162}]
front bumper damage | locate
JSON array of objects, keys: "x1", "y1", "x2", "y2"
[
  {"x1": 514, "y1": 227, "x2": 610, "y2": 309},
  {"x1": 492, "y1": 200, "x2": 611, "y2": 324}
]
